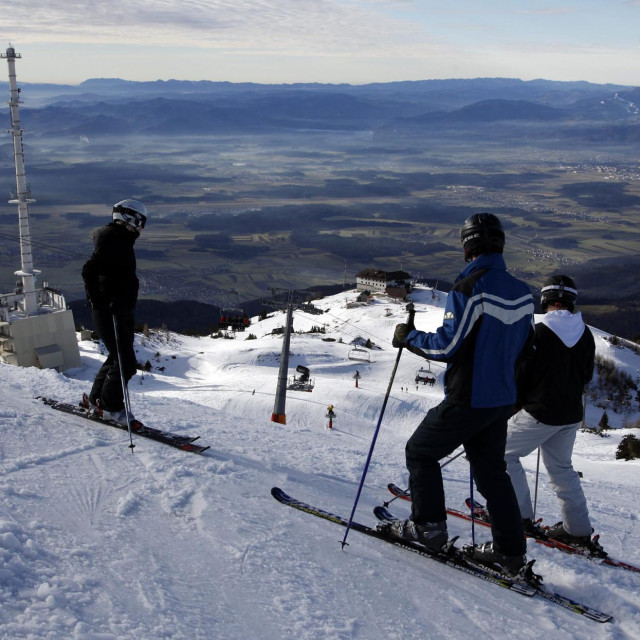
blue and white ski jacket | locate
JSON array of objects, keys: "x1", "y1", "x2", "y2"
[{"x1": 405, "y1": 253, "x2": 534, "y2": 408}]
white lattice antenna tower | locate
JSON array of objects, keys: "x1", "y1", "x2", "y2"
[{"x1": 1, "y1": 44, "x2": 40, "y2": 315}]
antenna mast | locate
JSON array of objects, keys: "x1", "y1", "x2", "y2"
[{"x1": 2, "y1": 44, "x2": 39, "y2": 315}]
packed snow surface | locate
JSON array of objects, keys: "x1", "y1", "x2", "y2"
[{"x1": 1, "y1": 287, "x2": 639, "y2": 639}]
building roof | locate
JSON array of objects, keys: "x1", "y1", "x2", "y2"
[
  {"x1": 356, "y1": 269, "x2": 411, "y2": 280},
  {"x1": 356, "y1": 269, "x2": 386, "y2": 280}
]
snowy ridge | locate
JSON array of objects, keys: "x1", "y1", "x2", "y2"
[{"x1": 0, "y1": 286, "x2": 639, "y2": 639}]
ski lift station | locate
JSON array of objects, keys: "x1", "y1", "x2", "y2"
[
  {"x1": 0, "y1": 46, "x2": 81, "y2": 372},
  {"x1": 0, "y1": 286, "x2": 80, "y2": 371}
]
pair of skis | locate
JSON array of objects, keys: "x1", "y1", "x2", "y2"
[
  {"x1": 40, "y1": 397, "x2": 210, "y2": 454},
  {"x1": 271, "y1": 486, "x2": 615, "y2": 623},
  {"x1": 387, "y1": 482, "x2": 639, "y2": 574}
]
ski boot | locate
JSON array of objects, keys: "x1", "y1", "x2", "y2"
[
  {"x1": 464, "y1": 541, "x2": 541, "y2": 586},
  {"x1": 103, "y1": 408, "x2": 137, "y2": 426},
  {"x1": 81, "y1": 393, "x2": 103, "y2": 417},
  {"x1": 522, "y1": 517, "x2": 547, "y2": 539},
  {"x1": 378, "y1": 518, "x2": 448, "y2": 552},
  {"x1": 545, "y1": 522, "x2": 608, "y2": 558}
]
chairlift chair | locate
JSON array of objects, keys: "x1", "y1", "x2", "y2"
[
  {"x1": 219, "y1": 307, "x2": 250, "y2": 332},
  {"x1": 348, "y1": 347, "x2": 371, "y2": 363},
  {"x1": 415, "y1": 364, "x2": 436, "y2": 386}
]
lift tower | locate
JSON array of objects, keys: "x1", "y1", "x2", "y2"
[
  {"x1": 0, "y1": 45, "x2": 81, "y2": 371},
  {"x1": 2, "y1": 44, "x2": 38, "y2": 314}
]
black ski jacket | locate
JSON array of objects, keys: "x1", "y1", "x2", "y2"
[
  {"x1": 82, "y1": 222, "x2": 139, "y2": 311},
  {"x1": 516, "y1": 311, "x2": 595, "y2": 426}
]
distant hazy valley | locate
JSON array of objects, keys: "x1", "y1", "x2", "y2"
[{"x1": 0, "y1": 77, "x2": 639, "y2": 338}]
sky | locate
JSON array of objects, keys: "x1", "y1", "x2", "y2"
[{"x1": 1, "y1": 0, "x2": 640, "y2": 87}]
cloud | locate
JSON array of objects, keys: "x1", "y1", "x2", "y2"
[
  {"x1": 2, "y1": 0, "x2": 429, "y2": 57},
  {"x1": 516, "y1": 7, "x2": 577, "y2": 16},
  {"x1": 3, "y1": 0, "x2": 639, "y2": 85}
]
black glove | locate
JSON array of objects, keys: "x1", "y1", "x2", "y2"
[{"x1": 393, "y1": 323, "x2": 412, "y2": 348}]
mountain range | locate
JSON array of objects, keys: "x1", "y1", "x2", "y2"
[{"x1": 1, "y1": 77, "x2": 638, "y2": 140}]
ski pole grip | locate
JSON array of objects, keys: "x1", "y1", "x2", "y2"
[{"x1": 405, "y1": 302, "x2": 416, "y2": 330}]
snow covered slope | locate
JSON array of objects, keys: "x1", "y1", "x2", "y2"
[{"x1": 1, "y1": 287, "x2": 639, "y2": 640}]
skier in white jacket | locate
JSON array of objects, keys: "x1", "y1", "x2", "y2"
[{"x1": 505, "y1": 275, "x2": 600, "y2": 551}]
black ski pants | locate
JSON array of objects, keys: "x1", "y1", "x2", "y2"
[
  {"x1": 89, "y1": 308, "x2": 137, "y2": 412},
  {"x1": 406, "y1": 400, "x2": 526, "y2": 557}
]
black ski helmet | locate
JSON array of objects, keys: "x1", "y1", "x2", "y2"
[
  {"x1": 540, "y1": 274, "x2": 578, "y2": 312},
  {"x1": 460, "y1": 213, "x2": 505, "y2": 262}
]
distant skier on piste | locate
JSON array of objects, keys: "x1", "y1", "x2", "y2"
[
  {"x1": 386, "y1": 212, "x2": 535, "y2": 576},
  {"x1": 505, "y1": 275, "x2": 602, "y2": 553},
  {"x1": 81, "y1": 199, "x2": 147, "y2": 425}
]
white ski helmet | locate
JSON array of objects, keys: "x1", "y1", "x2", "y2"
[{"x1": 112, "y1": 199, "x2": 147, "y2": 229}]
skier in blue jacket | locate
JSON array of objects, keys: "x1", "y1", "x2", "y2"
[{"x1": 384, "y1": 213, "x2": 534, "y2": 576}]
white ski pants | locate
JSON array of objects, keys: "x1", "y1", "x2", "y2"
[{"x1": 505, "y1": 410, "x2": 592, "y2": 536}]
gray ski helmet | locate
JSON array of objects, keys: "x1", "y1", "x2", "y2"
[
  {"x1": 460, "y1": 213, "x2": 505, "y2": 261},
  {"x1": 540, "y1": 274, "x2": 578, "y2": 312},
  {"x1": 112, "y1": 199, "x2": 147, "y2": 229}
]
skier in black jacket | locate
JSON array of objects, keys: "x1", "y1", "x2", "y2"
[
  {"x1": 81, "y1": 200, "x2": 147, "y2": 424},
  {"x1": 505, "y1": 275, "x2": 597, "y2": 548}
]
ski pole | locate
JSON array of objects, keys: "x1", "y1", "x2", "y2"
[
  {"x1": 469, "y1": 470, "x2": 476, "y2": 546},
  {"x1": 532, "y1": 447, "x2": 541, "y2": 519},
  {"x1": 341, "y1": 303, "x2": 415, "y2": 549},
  {"x1": 384, "y1": 449, "x2": 465, "y2": 507},
  {"x1": 441, "y1": 448, "x2": 465, "y2": 470},
  {"x1": 113, "y1": 313, "x2": 135, "y2": 451}
]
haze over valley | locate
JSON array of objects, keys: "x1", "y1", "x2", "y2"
[{"x1": 1, "y1": 77, "x2": 639, "y2": 337}]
